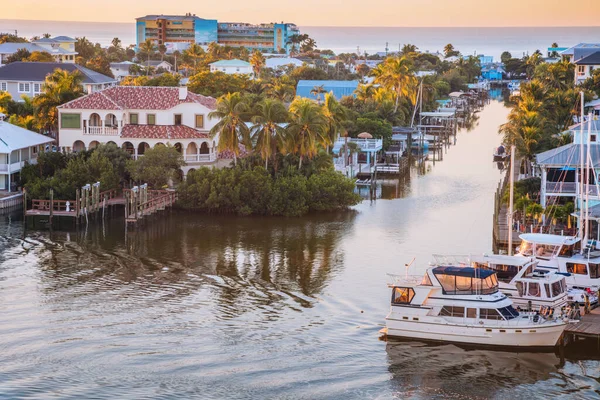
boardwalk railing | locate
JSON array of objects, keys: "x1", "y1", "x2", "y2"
[
  {"x1": 124, "y1": 188, "x2": 178, "y2": 223},
  {"x1": 31, "y1": 199, "x2": 71, "y2": 212}
]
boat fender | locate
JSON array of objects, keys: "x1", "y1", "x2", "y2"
[
  {"x1": 478, "y1": 321, "x2": 484, "y2": 325},
  {"x1": 533, "y1": 315, "x2": 540, "y2": 323}
]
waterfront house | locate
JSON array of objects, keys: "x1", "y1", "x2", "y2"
[
  {"x1": 109, "y1": 61, "x2": 138, "y2": 80},
  {"x1": 209, "y1": 59, "x2": 252, "y2": 75},
  {"x1": 536, "y1": 119, "x2": 600, "y2": 209},
  {"x1": 265, "y1": 57, "x2": 303, "y2": 69},
  {"x1": 144, "y1": 60, "x2": 173, "y2": 72},
  {"x1": 0, "y1": 62, "x2": 116, "y2": 100},
  {"x1": 57, "y1": 86, "x2": 220, "y2": 176},
  {"x1": 0, "y1": 36, "x2": 77, "y2": 66},
  {"x1": 481, "y1": 64, "x2": 505, "y2": 81},
  {"x1": 573, "y1": 50, "x2": 600, "y2": 85},
  {"x1": 0, "y1": 114, "x2": 54, "y2": 192},
  {"x1": 296, "y1": 80, "x2": 359, "y2": 101},
  {"x1": 561, "y1": 43, "x2": 600, "y2": 63}
]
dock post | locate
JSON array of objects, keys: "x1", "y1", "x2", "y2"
[
  {"x1": 22, "y1": 188, "x2": 27, "y2": 219},
  {"x1": 75, "y1": 188, "x2": 80, "y2": 225},
  {"x1": 49, "y1": 189, "x2": 54, "y2": 226}
]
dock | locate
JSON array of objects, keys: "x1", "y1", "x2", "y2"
[{"x1": 563, "y1": 307, "x2": 600, "y2": 349}]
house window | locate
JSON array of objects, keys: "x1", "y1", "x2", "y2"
[
  {"x1": 577, "y1": 65, "x2": 585, "y2": 75},
  {"x1": 60, "y1": 113, "x2": 81, "y2": 129},
  {"x1": 33, "y1": 83, "x2": 42, "y2": 95},
  {"x1": 147, "y1": 114, "x2": 156, "y2": 125},
  {"x1": 18, "y1": 82, "x2": 31, "y2": 93},
  {"x1": 0, "y1": 82, "x2": 6, "y2": 91},
  {"x1": 591, "y1": 135, "x2": 597, "y2": 142},
  {"x1": 174, "y1": 114, "x2": 182, "y2": 125},
  {"x1": 195, "y1": 114, "x2": 204, "y2": 128},
  {"x1": 130, "y1": 113, "x2": 139, "y2": 125}
]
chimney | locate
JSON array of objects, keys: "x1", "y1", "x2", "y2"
[{"x1": 178, "y1": 86, "x2": 188, "y2": 100}]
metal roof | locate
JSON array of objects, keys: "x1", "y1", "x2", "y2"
[
  {"x1": 0, "y1": 62, "x2": 116, "y2": 84},
  {"x1": 0, "y1": 121, "x2": 53, "y2": 154},
  {"x1": 209, "y1": 59, "x2": 250, "y2": 67},
  {"x1": 519, "y1": 233, "x2": 579, "y2": 246},
  {"x1": 296, "y1": 80, "x2": 359, "y2": 100},
  {"x1": 536, "y1": 143, "x2": 600, "y2": 166},
  {"x1": 575, "y1": 51, "x2": 600, "y2": 65}
]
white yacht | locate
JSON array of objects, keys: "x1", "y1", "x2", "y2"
[
  {"x1": 382, "y1": 265, "x2": 567, "y2": 348},
  {"x1": 433, "y1": 253, "x2": 593, "y2": 310},
  {"x1": 516, "y1": 233, "x2": 600, "y2": 294}
]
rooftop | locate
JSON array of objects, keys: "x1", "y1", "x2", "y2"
[
  {"x1": 519, "y1": 233, "x2": 579, "y2": 246},
  {"x1": 575, "y1": 51, "x2": 600, "y2": 65},
  {"x1": 536, "y1": 143, "x2": 600, "y2": 167},
  {"x1": 121, "y1": 125, "x2": 209, "y2": 140},
  {"x1": 296, "y1": 80, "x2": 360, "y2": 100},
  {"x1": 58, "y1": 86, "x2": 216, "y2": 111},
  {"x1": 561, "y1": 43, "x2": 600, "y2": 56},
  {"x1": 0, "y1": 120, "x2": 54, "y2": 154},
  {"x1": 0, "y1": 62, "x2": 115, "y2": 84},
  {"x1": 209, "y1": 59, "x2": 251, "y2": 67}
]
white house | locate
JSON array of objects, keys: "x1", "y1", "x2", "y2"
[
  {"x1": 109, "y1": 61, "x2": 138, "y2": 80},
  {"x1": 57, "y1": 86, "x2": 220, "y2": 176},
  {"x1": 265, "y1": 57, "x2": 303, "y2": 69},
  {"x1": 0, "y1": 36, "x2": 78, "y2": 66},
  {"x1": 573, "y1": 50, "x2": 600, "y2": 85},
  {"x1": 0, "y1": 62, "x2": 116, "y2": 100},
  {"x1": 0, "y1": 114, "x2": 54, "y2": 192},
  {"x1": 209, "y1": 59, "x2": 252, "y2": 75}
]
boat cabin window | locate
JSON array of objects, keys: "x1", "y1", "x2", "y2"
[
  {"x1": 544, "y1": 283, "x2": 551, "y2": 298},
  {"x1": 493, "y1": 264, "x2": 520, "y2": 283},
  {"x1": 479, "y1": 308, "x2": 503, "y2": 320},
  {"x1": 497, "y1": 306, "x2": 519, "y2": 320},
  {"x1": 559, "y1": 244, "x2": 576, "y2": 257},
  {"x1": 589, "y1": 263, "x2": 600, "y2": 279},
  {"x1": 392, "y1": 287, "x2": 415, "y2": 304},
  {"x1": 433, "y1": 268, "x2": 499, "y2": 295},
  {"x1": 551, "y1": 280, "x2": 566, "y2": 297},
  {"x1": 566, "y1": 263, "x2": 588, "y2": 276},
  {"x1": 467, "y1": 308, "x2": 477, "y2": 318},
  {"x1": 535, "y1": 245, "x2": 559, "y2": 259},
  {"x1": 516, "y1": 281, "x2": 524, "y2": 296},
  {"x1": 519, "y1": 241, "x2": 533, "y2": 256},
  {"x1": 439, "y1": 306, "x2": 465, "y2": 318},
  {"x1": 527, "y1": 282, "x2": 541, "y2": 297}
]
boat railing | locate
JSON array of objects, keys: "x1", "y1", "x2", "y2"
[
  {"x1": 387, "y1": 273, "x2": 425, "y2": 286},
  {"x1": 431, "y1": 254, "x2": 471, "y2": 266}
]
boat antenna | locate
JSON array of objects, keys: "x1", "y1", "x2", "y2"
[
  {"x1": 584, "y1": 111, "x2": 593, "y2": 254},
  {"x1": 405, "y1": 257, "x2": 416, "y2": 279}
]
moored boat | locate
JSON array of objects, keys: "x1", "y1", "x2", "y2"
[{"x1": 382, "y1": 265, "x2": 567, "y2": 348}]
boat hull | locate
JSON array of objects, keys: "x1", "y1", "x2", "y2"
[{"x1": 384, "y1": 317, "x2": 565, "y2": 347}]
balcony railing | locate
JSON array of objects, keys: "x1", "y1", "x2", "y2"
[
  {"x1": 184, "y1": 153, "x2": 217, "y2": 163},
  {"x1": 546, "y1": 181, "x2": 576, "y2": 194},
  {"x1": 84, "y1": 126, "x2": 120, "y2": 136}
]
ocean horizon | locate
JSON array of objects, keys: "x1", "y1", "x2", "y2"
[{"x1": 1, "y1": 19, "x2": 600, "y2": 60}]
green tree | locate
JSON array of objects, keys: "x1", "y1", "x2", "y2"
[
  {"x1": 286, "y1": 97, "x2": 328, "y2": 168},
  {"x1": 250, "y1": 98, "x2": 289, "y2": 168},
  {"x1": 310, "y1": 84, "x2": 327, "y2": 104},
  {"x1": 209, "y1": 92, "x2": 251, "y2": 165},
  {"x1": 501, "y1": 51, "x2": 512, "y2": 64},
  {"x1": 5, "y1": 48, "x2": 31, "y2": 63},
  {"x1": 322, "y1": 92, "x2": 347, "y2": 149},
  {"x1": 249, "y1": 50, "x2": 266, "y2": 78},
  {"x1": 371, "y1": 56, "x2": 417, "y2": 113},
  {"x1": 27, "y1": 51, "x2": 55, "y2": 62},
  {"x1": 126, "y1": 145, "x2": 184, "y2": 188},
  {"x1": 139, "y1": 39, "x2": 156, "y2": 74}
]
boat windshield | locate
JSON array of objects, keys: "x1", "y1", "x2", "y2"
[
  {"x1": 433, "y1": 267, "x2": 499, "y2": 295},
  {"x1": 518, "y1": 241, "x2": 533, "y2": 256},
  {"x1": 519, "y1": 241, "x2": 560, "y2": 259},
  {"x1": 497, "y1": 305, "x2": 519, "y2": 320},
  {"x1": 551, "y1": 278, "x2": 567, "y2": 297}
]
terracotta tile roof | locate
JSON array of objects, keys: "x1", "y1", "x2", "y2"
[
  {"x1": 120, "y1": 124, "x2": 209, "y2": 140},
  {"x1": 58, "y1": 86, "x2": 217, "y2": 110}
]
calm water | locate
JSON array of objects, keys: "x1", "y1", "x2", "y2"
[
  {"x1": 2, "y1": 20, "x2": 600, "y2": 60},
  {"x1": 1, "y1": 101, "x2": 600, "y2": 399}
]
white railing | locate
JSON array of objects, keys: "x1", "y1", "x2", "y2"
[
  {"x1": 0, "y1": 164, "x2": 7, "y2": 172},
  {"x1": 84, "y1": 126, "x2": 120, "y2": 136},
  {"x1": 333, "y1": 138, "x2": 383, "y2": 152},
  {"x1": 546, "y1": 182, "x2": 576, "y2": 194},
  {"x1": 185, "y1": 153, "x2": 217, "y2": 163}
]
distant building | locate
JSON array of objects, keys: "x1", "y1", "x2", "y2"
[
  {"x1": 0, "y1": 62, "x2": 116, "y2": 100},
  {"x1": 561, "y1": 43, "x2": 600, "y2": 63},
  {"x1": 136, "y1": 14, "x2": 299, "y2": 53},
  {"x1": 209, "y1": 59, "x2": 252, "y2": 75},
  {"x1": 481, "y1": 64, "x2": 505, "y2": 81},
  {"x1": 57, "y1": 86, "x2": 220, "y2": 175},
  {"x1": 296, "y1": 80, "x2": 360, "y2": 101},
  {"x1": 144, "y1": 60, "x2": 173, "y2": 72},
  {"x1": 265, "y1": 57, "x2": 303, "y2": 69},
  {"x1": 110, "y1": 61, "x2": 138, "y2": 80},
  {"x1": 478, "y1": 55, "x2": 494, "y2": 65},
  {"x1": 0, "y1": 36, "x2": 77, "y2": 66},
  {"x1": 0, "y1": 115, "x2": 53, "y2": 192}
]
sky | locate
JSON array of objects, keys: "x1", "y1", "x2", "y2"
[{"x1": 2, "y1": 0, "x2": 599, "y2": 27}]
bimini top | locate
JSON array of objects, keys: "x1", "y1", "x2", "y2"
[
  {"x1": 519, "y1": 233, "x2": 579, "y2": 246},
  {"x1": 432, "y1": 266, "x2": 496, "y2": 279}
]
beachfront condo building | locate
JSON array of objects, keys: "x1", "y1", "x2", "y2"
[{"x1": 135, "y1": 14, "x2": 299, "y2": 53}]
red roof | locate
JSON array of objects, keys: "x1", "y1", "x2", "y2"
[
  {"x1": 58, "y1": 86, "x2": 216, "y2": 110},
  {"x1": 120, "y1": 124, "x2": 209, "y2": 140}
]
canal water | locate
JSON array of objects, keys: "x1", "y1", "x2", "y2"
[{"x1": 1, "y1": 100, "x2": 599, "y2": 399}]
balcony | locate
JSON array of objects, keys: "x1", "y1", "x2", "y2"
[
  {"x1": 84, "y1": 126, "x2": 120, "y2": 136},
  {"x1": 184, "y1": 153, "x2": 217, "y2": 163},
  {"x1": 0, "y1": 161, "x2": 27, "y2": 172},
  {"x1": 546, "y1": 181, "x2": 576, "y2": 194}
]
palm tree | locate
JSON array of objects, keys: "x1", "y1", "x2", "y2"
[
  {"x1": 158, "y1": 44, "x2": 167, "y2": 61},
  {"x1": 268, "y1": 82, "x2": 295, "y2": 102},
  {"x1": 322, "y1": 92, "x2": 347, "y2": 150},
  {"x1": 310, "y1": 84, "x2": 326, "y2": 104},
  {"x1": 250, "y1": 99, "x2": 289, "y2": 168},
  {"x1": 33, "y1": 69, "x2": 85, "y2": 141},
  {"x1": 354, "y1": 84, "x2": 375, "y2": 102},
  {"x1": 370, "y1": 56, "x2": 417, "y2": 113},
  {"x1": 111, "y1": 37, "x2": 122, "y2": 49},
  {"x1": 286, "y1": 98, "x2": 328, "y2": 168},
  {"x1": 139, "y1": 39, "x2": 156, "y2": 75},
  {"x1": 249, "y1": 50, "x2": 266, "y2": 79},
  {"x1": 208, "y1": 92, "x2": 251, "y2": 166},
  {"x1": 444, "y1": 43, "x2": 456, "y2": 58},
  {"x1": 183, "y1": 43, "x2": 205, "y2": 71}
]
